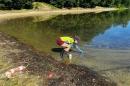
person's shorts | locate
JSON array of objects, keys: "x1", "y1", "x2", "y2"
[
  {"x1": 56, "y1": 38, "x2": 64, "y2": 46},
  {"x1": 56, "y1": 38, "x2": 73, "y2": 49}
]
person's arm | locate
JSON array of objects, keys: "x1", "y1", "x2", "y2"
[
  {"x1": 64, "y1": 44, "x2": 71, "y2": 52},
  {"x1": 73, "y1": 44, "x2": 84, "y2": 53}
]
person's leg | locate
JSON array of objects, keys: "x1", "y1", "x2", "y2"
[
  {"x1": 60, "y1": 49, "x2": 64, "y2": 59},
  {"x1": 62, "y1": 50, "x2": 72, "y2": 60},
  {"x1": 61, "y1": 43, "x2": 72, "y2": 60}
]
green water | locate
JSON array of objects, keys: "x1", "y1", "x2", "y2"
[{"x1": 0, "y1": 10, "x2": 130, "y2": 86}]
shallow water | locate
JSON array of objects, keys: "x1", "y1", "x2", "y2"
[{"x1": 0, "y1": 10, "x2": 130, "y2": 86}]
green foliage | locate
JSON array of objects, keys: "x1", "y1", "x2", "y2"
[
  {"x1": 0, "y1": 0, "x2": 33, "y2": 10},
  {"x1": 33, "y1": 2, "x2": 44, "y2": 9},
  {"x1": 45, "y1": 0, "x2": 130, "y2": 8},
  {"x1": 32, "y1": 2, "x2": 57, "y2": 10},
  {"x1": 0, "y1": 0, "x2": 130, "y2": 10},
  {"x1": 24, "y1": 1, "x2": 33, "y2": 9}
]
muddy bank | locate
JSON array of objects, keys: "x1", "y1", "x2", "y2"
[{"x1": 0, "y1": 32, "x2": 116, "y2": 86}]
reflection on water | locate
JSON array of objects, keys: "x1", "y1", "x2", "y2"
[
  {"x1": 0, "y1": 10, "x2": 130, "y2": 51},
  {"x1": 91, "y1": 23, "x2": 130, "y2": 49},
  {"x1": 0, "y1": 10, "x2": 130, "y2": 86}
]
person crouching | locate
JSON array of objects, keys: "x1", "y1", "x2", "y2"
[{"x1": 56, "y1": 36, "x2": 82, "y2": 60}]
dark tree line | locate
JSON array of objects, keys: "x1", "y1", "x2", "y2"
[
  {"x1": 40, "y1": 0, "x2": 130, "y2": 8},
  {"x1": 0, "y1": 0, "x2": 130, "y2": 10},
  {"x1": 0, "y1": 0, "x2": 33, "y2": 9}
]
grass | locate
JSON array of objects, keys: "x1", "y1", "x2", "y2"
[
  {"x1": 0, "y1": 73, "x2": 41, "y2": 86},
  {"x1": 0, "y1": 58, "x2": 41, "y2": 86},
  {"x1": 0, "y1": 46, "x2": 42, "y2": 86},
  {"x1": 32, "y1": 2, "x2": 58, "y2": 10}
]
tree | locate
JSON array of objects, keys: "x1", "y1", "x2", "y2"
[
  {"x1": 0, "y1": 0, "x2": 33, "y2": 9},
  {"x1": 1, "y1": 0, "x2": 130, "y2": 9}
]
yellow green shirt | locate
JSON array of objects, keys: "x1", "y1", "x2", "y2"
[{"x1": 60, "y1": 37, "x2": 74, "y2": 44}]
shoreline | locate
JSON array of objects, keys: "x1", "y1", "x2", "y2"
[
  {"x1": 0, "y1": 31, "x2": 116, "y2": 85},
  {"x1": 0, "y1": 7, "x2": 119, "y2": 21}
]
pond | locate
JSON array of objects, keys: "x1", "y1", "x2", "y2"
[{"x1": 0, "y1": 10, "x2": 130, "y2": 86}]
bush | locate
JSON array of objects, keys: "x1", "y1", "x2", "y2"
[
  {"x1": 24, "y1": 1, "x2": 33, "y2": 9},
  {"x1": 32, "y1": 2, "x2": 44, "y2": 9}
]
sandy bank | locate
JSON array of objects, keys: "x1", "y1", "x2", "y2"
[{"x1": 0, "y1": 8, "x2": 118, "y2": 22}]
